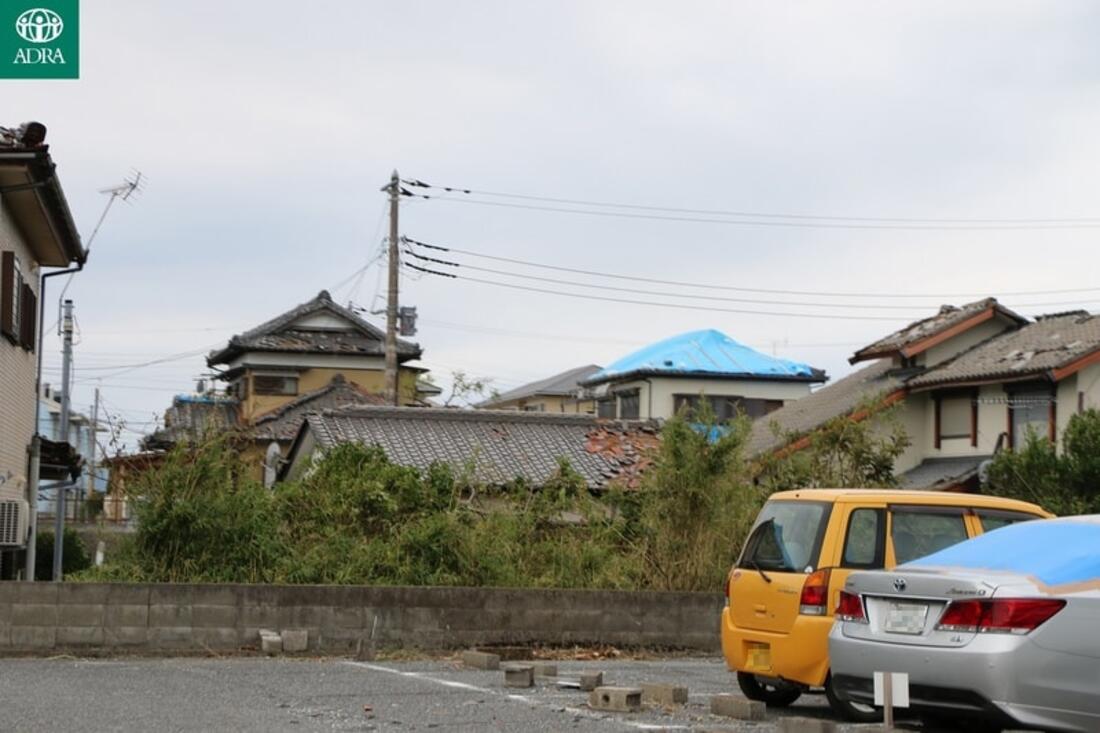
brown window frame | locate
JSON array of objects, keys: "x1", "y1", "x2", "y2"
[
  {"x1": 933, "y1": 388, "x2": 977, "y2": 448},
  {"x1": 252, "y1": 374, "x2": 299, "y2": 396}
]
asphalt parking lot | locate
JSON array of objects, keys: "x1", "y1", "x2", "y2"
[{"x1": 0, "y1": 655, "x2": 952, "y2": 732}]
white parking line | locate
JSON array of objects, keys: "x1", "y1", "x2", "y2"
[{"x1": 342, "y1": 661, "x2": 691, "y2": 731}]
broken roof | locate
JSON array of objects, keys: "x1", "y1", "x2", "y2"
[
  {"x1": 251, "y1": 374, "x2": 387, "y2": 442},
  {"x1": 479, "y1": 364, "x2": 602, "y2": 407},
  {"x1": 909, "y1": 311, "x2": 1100, "y2": 390},
  {"x1": 582, "y1": 329, "x2": 825, "y2": 386},
  {"x1": 143, "y1": 394, "x2": 241, "y2": 450},
  {"x1": 289, "y1": 406, "x2": 660, "y2": 490},
  {"x1": 207, "y1": 290, "x2": 421, "y2": 366},
  {"x1": 898, "y1": 455, "x2": 991, "y2": 491},
  {"x1": 850, "y1": 298, "x2": 1026, "y2": 364},
  {"x1": 747, "y1": 359, "x2": 906, "y2": 456}
]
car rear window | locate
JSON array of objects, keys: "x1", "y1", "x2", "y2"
[
  {"x1": 976, "y1": 509, "x2": 1041, "y2": 533},
  {"x1": 891, "y1": 508, "x2": 968, "y2": 565},
  {"x1": 740, "y1": 501, "x2": 830, "y2": 572}
]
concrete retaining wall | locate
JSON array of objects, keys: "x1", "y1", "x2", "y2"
[{"x1": 0, "y1": 583, "x2": 724, "y2": 654}]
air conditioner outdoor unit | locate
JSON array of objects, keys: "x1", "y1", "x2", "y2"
[{"x1": 0, "y1": 499, "x2": 28, "y2": 547}]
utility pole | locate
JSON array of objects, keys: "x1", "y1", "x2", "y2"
[
  {"x1": 53, "y1": 299, "x2": 73, "y2": 581},
  {"x1": 383, "y1": 170, "x2": 400, "y2": 406},
  {"x1": 85, "y1": 387, "x2": 100, "y2": 522}
]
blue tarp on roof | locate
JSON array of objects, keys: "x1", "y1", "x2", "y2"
[
  {"x1": 905, "y1": 516, "x2": 1100, "y2": 589},
  {"x1": 585, "y1": 329, "x2": 822, "y2": 384}
]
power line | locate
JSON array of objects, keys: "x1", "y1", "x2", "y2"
[
  {"x1": 403, "y1": 237, "x2": 1100, "y2": 300},
  {"x1": 402, "y1": 178, "x2": 1100, "y2": 226},
  {"x1": 402, "y1": 263, "x2": 909, "y2": 321},
  {"x1": 402, "y1": 180, "x2": 1100, "y2": 231}
]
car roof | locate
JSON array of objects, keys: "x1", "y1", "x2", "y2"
[{"x1": 767, "y1": 488, "x2": 1050, "y2": 515}]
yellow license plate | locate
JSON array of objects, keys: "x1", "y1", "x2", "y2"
[{"x1": 745, "y1": 643, "x2": 771, "y2": 671}]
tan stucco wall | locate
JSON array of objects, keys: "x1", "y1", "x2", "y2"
[
  {"x1": 1077, "y1": 363, "x2": 1100, "y2": 412},
  {"x1": 244, "y1": 366, "x2": 420, "y2": 421},
  {"x1": 0, "y1": 203, "x2": 39, "y2": 503}
]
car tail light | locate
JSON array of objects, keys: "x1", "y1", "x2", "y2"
[
  {"x1": 936, "y1": 598, "x2": 1066, "y2": 635},
  {"x1": 799, "y1": 568, "x2": 831, "y2": 616},
  {"x1": 836, "y1": 590, "x2": 867, "y2": 623}
]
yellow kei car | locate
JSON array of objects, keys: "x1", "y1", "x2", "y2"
[{"x1": 721, "y1": 489, "x2": 1051, "y2": 722}]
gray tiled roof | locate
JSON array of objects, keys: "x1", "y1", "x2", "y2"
[
  {"x1": 898, "y1": 455, "x2": 991, "y2": 490},
  {"x1": 143, "y1": 395, "x2": 241, "y2": 449},
  {"x1": 747, "y1": 359, "x2": 905, "y2": 456},
  {"x1": 207, "y1": 290, "x2": 420, "y2": 365},
  {"x1": 908, "y1": 311, "x2": 1100, "y2": 389},
  {"x1": 299, "y1": 406, "x2": 659, "y2": 490},
  {"x1": 851, "y1": 298, "x2": 1025, "y2": 363},
  {"x1": 251, "y1": 374, "x2": 386, "y2": 442},
  {"x1": 479, "y1": 364, "x2": 602, "y2": 407}
]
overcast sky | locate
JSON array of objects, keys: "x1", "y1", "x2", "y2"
[{"x1": 11, "y1": 1, "x2": 1100, "y2": 448}]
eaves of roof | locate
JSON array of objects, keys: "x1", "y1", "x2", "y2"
[{"x1": 582, "y1": 367, "x2": 827, "y2": 387}]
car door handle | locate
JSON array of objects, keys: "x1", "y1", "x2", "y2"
[{"x1": 753, "y1": 604, "x2": 767, "y2": 614}]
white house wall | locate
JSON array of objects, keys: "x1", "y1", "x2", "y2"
[
  {"x1": 635, "y1": 377, "x2": 812, "y2": 420},
  {"x1": 290, "y1": 312, "x2": 355, "y2": 330},
  {"x1": 0, "y1": 202, "x2": 39, "y2": 504},
  {"x1": 1078, "y1": 362, "x2": 1100, "y2": 411},
  {"x1": 227, "y1": 353, "x2": 387, "y2": 372}
]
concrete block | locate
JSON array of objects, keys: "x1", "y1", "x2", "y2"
[
  {"x1": 641, "y1": 683, "x2": 688, "y2": 706},
  {"x1": 710, "y1": 694, "x2": 765, "y2": 721},
  {"x1": 57, "y1": 626, "x2": 105, "y2": 646},
  {"x1": 149, "y1": 604, "x2": 191, "y2": 628},
  {"x1": 104, "y1": 627, "x2": 147, "y2": 647},
  {"x1": 239, "y1": 604, "x2": 278, "y2": 628},
  {"x1": 192, "y1": 627, "x2": 240, "y2": 649},
  {"x1": 775, "y1": 717, "x2": 834, "y2": 733},
  {"x1": 147, "y1": 626, "x2": 192, "y2": 648},
  {"x1": 281, "y1": 628, "x2": 309, "y2": 653},
  {"x1": 330, "y1": 605, "x2": 364, "y2": 629},
  {"x1": 0, "y1": 626, "x2": 11, "y2": 647},
  {"x1": 191, "y1": 604, "x2": 238, "y2": 628},
  {"x1": 579, "y1": 671, "x2": 604, "y2": 691},
  {"x1": 58, "y1": 584, "x2": 110, "y2": 604},
  {"x1": 503, "y1": 664, "x2": 534, "y2": 688},
  {"x1": 10, "y1": 626, "x2": 56, "y2": 649},
  {"x1": 531, "y1": 662, "x2": 557, "y2": 678},
  {"x1": 12, "y1": 603, "x2": 58, "y2": 627},
  {"x1": 105, "y1": 603, "x2": 148, "y2": 627},
  {"x1": 57, "y1": 603, "x2": 105, "y2": 627},
  {"x1": 12, "y1": 582, "x2": 58, "y2": 603},
  {"x1": 106, "y1": 584, "x2": 150, "y2": 605},
  {"x1": 589, "y1": 687, "x2": 642, "y2": 713},
  {"x1": 260, "y1": 631, "x2": 283, "y2": 655},
  {"x1": 461, "y1": 650, "x2": 500, "y2": 670}
]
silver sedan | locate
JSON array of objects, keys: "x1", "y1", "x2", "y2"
[{"x1": 828, "y1": 515, "x2": 1100, "y2": 732}]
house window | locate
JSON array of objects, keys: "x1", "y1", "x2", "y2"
[
  {"x1": 1, "y1": 251, "x2": 25, "y2": 345},
  {"x1": 673, "y1": 394, "x2": 783, "y2": 421},
  {"x1": 229, "y1": 378, "x2": 249, "y2": 399},
  {"x1": 522, "y1": 403, "x2": 545, "y2": 412},
  {"x1": 1009, "y1": 389, "x2": 1054, "y2": 447},
  {"x1": 935, "y1": 390, "x2": 976, "y2": 447},
  {"x1": 597, "y1": 398, "x2": 616, "y2": 418},
  {"x1": 618, "y1": 390, "x2": 640, "y2": 419},
  {"x1": 253, "y1": 374, "x2": 298, "y2": 396}
]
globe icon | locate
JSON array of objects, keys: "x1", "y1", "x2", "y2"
[{"x1": 15, "y1": 8, "x2": 64, "y2": 44}]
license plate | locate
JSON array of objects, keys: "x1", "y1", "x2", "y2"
[
  {"x1": 746, "y1": 643, "x2": 771, "y2": 671},
  {"x1": 884, "y1": 602, "x2": 928, "y2": 635}
]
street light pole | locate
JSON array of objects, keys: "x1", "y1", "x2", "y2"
[{"x1": 52, "y1": 299, "x2": 73, "y2": 581}]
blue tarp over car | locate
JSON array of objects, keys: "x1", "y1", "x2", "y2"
[{"x1": 905, "y1": 516, "x2": 1100, "y2": 589}]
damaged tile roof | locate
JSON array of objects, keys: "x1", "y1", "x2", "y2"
[
  {"x1": 251, "y1": 374, "x2": 387, "y2": 442},
  {"x1": 583, "y1": 329, "x2": 825, "y2": 386},
  {"x1": 207, "y1": 290, "x2": 420, "y2": 366},
  {"x1": 143, "y1": 394, "x2": 241, "y2": 450},
  {"x1": 479, "y1": 364, "x2": 602, "y2": 407},
  {"x1": 747, "y1": 359, "x2": 905, "y2": 456},
  {"x1": 898, "y1": 455, "x2": 992, "y2": 491},
  {"x1": 850, "y1": 298, "x2": 1026, "y2": 364},
  {"x1": 909, "y1": 311, "x2": 1100, "y2": 389},
  {"x1": 295, "y1": 406, "x2": 660, "y2": 490}
]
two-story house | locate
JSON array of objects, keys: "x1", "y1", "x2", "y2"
[
  {"x1": 578, "y1": 329, "x2": 826, "y2": 421},
  {"x1": 0, "y1": 122, "x2": 84, "y2": 574},
  {"x1": 206, "y1": 289, "x2": 426, "y2": 421},
  {"x1": 478, "y1": 364, "x2": 602, "y2": 414},
  {"x1": 749, "y1": 298, "x2": 1100, "y2": 491}
]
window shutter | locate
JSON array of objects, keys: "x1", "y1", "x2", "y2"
[
  {"x1": 0, "y1": 251, "x2": 13, "y2": 340},
  {"x1": 19, "y1": 283, "x2": 35, "y2": 351}
]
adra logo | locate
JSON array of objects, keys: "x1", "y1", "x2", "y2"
[{"x1": 0, "y1": 2, "x2": 78, "y2": 79}]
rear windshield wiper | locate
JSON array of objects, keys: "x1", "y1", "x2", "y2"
[{"x1": 746, "y1": 559, "x2": 773, "y2": 584}]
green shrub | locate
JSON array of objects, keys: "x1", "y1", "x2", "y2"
[{"x1": 35, "y1": 528, "x2": 91, "y2": 580}]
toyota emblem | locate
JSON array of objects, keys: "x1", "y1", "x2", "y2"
[{"x1": 893, "y1": 577, "x2": 907, "y2": 592}]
